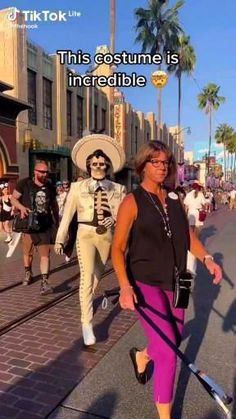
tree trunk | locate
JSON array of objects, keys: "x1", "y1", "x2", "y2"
[
  {"x1": 223, "y1": 143, "x2": 226, "y2": 182},
  {"x1": 234, "y1": 152, "x2": 236, "y2": 181},
  {"x1": 226, "y1": 151, "x2": 230, "y2": 181},
  {"x1": 230, "y1": 153, "x2": 233, "y2": 178},
  {"x1": 110, "y1": 0, "x2": 115, "y2": 55},
  {"x1": 109, "y1": 0, "x2": 116, "y2": 137},
  {"x1": 178, "y1": 74, "x2": 182, "y2": 144},
  {"x1": 157, "y1": 88, "x2": 162, "y2": 140},
  {"x1": 207, "y1": 106, "x2": 212, "y2": 174}
]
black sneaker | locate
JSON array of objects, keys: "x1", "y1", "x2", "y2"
[
  {"x1": 40, "y1": 275, "x2": 53, "y2": 295},
  {"x1": 22, "y1": 270, "x2": 32, "y2": 286}
]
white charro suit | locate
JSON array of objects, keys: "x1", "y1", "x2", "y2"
[{"x1": 56, "y1": 178, "x2": 126, "y2": 324}]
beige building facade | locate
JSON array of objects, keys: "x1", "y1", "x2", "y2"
[{"x1": 0, "y1": 8, "x2": 181, "y2": 189}]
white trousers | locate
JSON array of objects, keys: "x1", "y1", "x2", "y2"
[{"x1": 76, "y1": 224, "x2": 112, "y2": 324}]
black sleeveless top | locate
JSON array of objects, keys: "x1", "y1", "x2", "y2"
[{"x1": 126, "y1": 186, "x2": 190, "y2": 291}]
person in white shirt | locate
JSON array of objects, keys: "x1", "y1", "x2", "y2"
[
  {"x1": 204, "y1": 187, "x2": 213, "y2": 213},
  {"x1": 229, "y1": 188, "x2": 236, "y2": 210},
  {"x1": 184, "y1": 181, "x2": 206, "y2": 236}
]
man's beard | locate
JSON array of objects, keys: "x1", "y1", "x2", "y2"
[{"x1": 37, "y1": 176, "x2": 47, "y2": 184}]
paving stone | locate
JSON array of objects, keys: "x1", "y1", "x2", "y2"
[
  {"x1": 0, "y1": 403, "x2": 19, "y2": 418},
  {"x1": 0, "y1": 263, "x2": 135, "y2": 418}
]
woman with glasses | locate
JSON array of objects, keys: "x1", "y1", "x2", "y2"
[{"x1": 111, "y1": 141, "x2": 222, "y2": 419}]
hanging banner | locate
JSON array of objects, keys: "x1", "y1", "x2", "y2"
[{"x1": 177, "y1": 163, "x2": 185, "y2": 184}]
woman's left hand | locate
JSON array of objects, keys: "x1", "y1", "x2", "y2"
[{"x1": 205, "y1": 259, "x2": 222, "y2": 284}]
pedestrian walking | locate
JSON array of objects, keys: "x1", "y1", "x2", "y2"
[
  {"x1": 56, "y1": 181, "x2": 68, "y2": 220},
  {"x1": 11, "y1": 161, "x2": 59, "y2": 294},
  {"x1": 184, "y1": 181, "x2": 206, "y2": 236},
  {"x1": 0, "y1": 183, "x2": 14, "y2": 243},
  {"x1": 62, "y1": 179, "x2": 70, "y2": 193},
  {"x1": 55, "y1": 134, "x2": 126, "y2": 346},
  {"x1": 111, "y1": 141, "x2": 222, "y2": 419},
  {"x1": 229, "y1": 188, "x2": 236, "y2": 210},
  {"x1": 204, "y1": 187, "x2": 213, "y2": 213}
]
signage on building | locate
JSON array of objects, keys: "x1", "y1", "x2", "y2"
[{"x1": 114, "y1": 104, "x2": 122, "y2": 143}]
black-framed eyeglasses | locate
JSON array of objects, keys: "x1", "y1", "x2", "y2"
[
  {"x1": 36, "y1": 170, "x2": 49, "y2": 174},
  {"x1": 146, "y1": 159, "x2": 169, "y2": 168}
]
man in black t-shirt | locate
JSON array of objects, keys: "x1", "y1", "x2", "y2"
[{"x1": 11, "y1": 161, "x2": 59, "y2": 295}]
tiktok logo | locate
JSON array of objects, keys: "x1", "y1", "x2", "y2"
[{"x1": 7, "y1": 7, "x2": 19, "y2": 21}]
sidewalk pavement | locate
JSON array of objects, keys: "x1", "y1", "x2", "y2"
[
  {"x1": 49, "y1": 207, "x2": 236, "y2": 419},
  {"x1": 0, "y1": 207, "x2": 235, "y2": 418}
]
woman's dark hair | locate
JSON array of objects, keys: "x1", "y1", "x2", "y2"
[
  {"x1": 134, "y1": 141, "x2": 177, "y2": 183},
  {"x1": 86, "y1": 149, "x2": 111, "y2": 176}
]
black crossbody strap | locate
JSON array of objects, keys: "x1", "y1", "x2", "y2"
[{"x1": 169, "y1": 228, "x2": 180, "y2": 279}]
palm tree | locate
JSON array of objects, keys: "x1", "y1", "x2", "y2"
[
  {"x1": 215, "y1": 123, "x2": 234, "y2": 181},
  {"x1": 110, "y1": 0, "x2": 116, "y2": 137},
  {"x1": 197, "y1": 83, "x2": 225, "y2": 174},
  {"x1": 226, "y1": 133, "x2": 236, "y2": 180},
  {"x1": 134, "y1": 0, "x2": 184, "y2": 139},
  {"x1": 167, "y1": 34, "x2": 196, "y2": 144},
  {"x1": 110, "y1": 0, "x2": 116, "y2": 55}
]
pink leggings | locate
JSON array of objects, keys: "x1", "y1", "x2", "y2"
[{"x1": 135, "y1": 281, "x2": 185, "y2": 404}]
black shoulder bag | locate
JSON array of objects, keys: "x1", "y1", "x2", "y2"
[
  {"x1": 144, "y1": 189, "x2": 193, "y2": 309},
  {"x1": 171, "y1": 243, "x2": 193, "y2": 309},
  {"x1": 12, "y1": 191, "x2": 40, "y2": 233}
]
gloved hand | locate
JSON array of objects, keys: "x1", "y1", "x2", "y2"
[
  {"x1": 54, "y1": 242, "x2": 64, "y2": 255},
  {"x1": 101, "y1": 217, "x2": 115, "y2": 228}
]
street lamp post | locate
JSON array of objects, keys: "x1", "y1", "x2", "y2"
[
  {"x1": 109, "y1": 0, "x2": 116, "y2": 137},
  {"x1": 171, "y1": 126, "x2": 191, "y2": 162},
  {"x1": 150, "y1": 70, "x2": 169, "y2": 140}
]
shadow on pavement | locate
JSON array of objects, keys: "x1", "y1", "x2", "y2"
[
  {"x1": 200, "y1": 225, "x2": 217, "y2": 246},
  {"x1": 0, "y1": 301, "x2": 120, "y2": 418},
  {"x1": 232, "y1": 376, "x2": 236, "y2": 419},
  {"x1": 76, "y1": 390, "x2": 117, "y2": 419},
  {"x1": 213, "y1": 252, "x2": 235, "y2": 289},
  {"x1": 95, "y1": 304, "x2": 121, "y2": 343},
  {"x1": 52, "y1": 274, "x2": 78, "y2": 294},
  {"x1": 201, "y1": 410, "x2": 225, "y2": 419},
  {"x1": 31, "y1": 257, "x2": 78, "y2": 284},
  {"x1": 173, "y1": 260, "x2": 221, "y2": 418}
]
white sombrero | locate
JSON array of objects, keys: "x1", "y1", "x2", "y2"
[{"x1": 71, "y1": 134, "x2": 126, "y2": 173}]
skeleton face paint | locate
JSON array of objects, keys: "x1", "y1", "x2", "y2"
[{"x1": 90, "y1": 156, "x2": 107, "y2": 180}]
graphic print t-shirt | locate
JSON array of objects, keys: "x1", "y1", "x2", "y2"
[{"x1": 16, "y1": 178, "x2": 56, "y2": 230}]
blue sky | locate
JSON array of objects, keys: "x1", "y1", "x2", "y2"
[{"x1": 1, "y1": 0, "x2": 236, "y2": 161}]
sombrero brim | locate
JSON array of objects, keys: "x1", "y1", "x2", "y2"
[{"x1": 71, "y1": 134, "x2": 126, "y2": 173}]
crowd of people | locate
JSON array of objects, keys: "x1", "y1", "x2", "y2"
[{"x1": 0, "y1": 135, "x2": 228, "y2": 419}]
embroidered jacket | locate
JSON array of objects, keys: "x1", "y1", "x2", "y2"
[{"x1": 56, "y1": 178, "x2": 126, "y2": 244}]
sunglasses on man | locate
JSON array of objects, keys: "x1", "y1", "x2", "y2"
[{"x1": 36, "y1": 170, "x2": 49, "y2": 174}]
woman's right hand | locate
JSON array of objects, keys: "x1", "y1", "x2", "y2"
[{"x1": 119, "y1": 286, "x2": 138, "y2": 311}]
